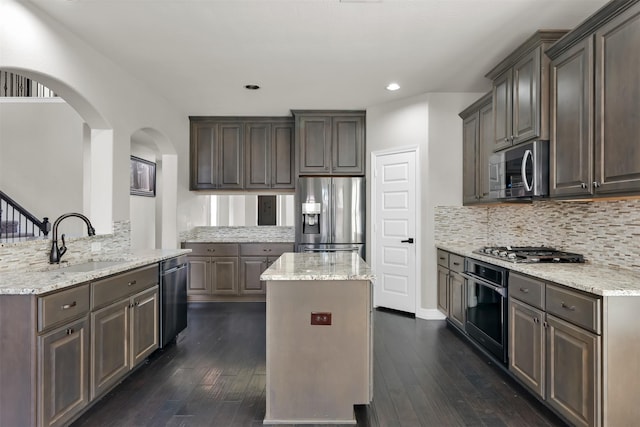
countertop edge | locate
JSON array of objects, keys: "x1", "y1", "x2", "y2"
[
  {"x1": 436, "y1": 243, "x2": 640, "y2": 297},
  {"x1": 0, "y1": 249, "x2": 192, "y2": 295}
]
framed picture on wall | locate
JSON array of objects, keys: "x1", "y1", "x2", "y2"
[{"x1": 130, "y1": 156, "x2": 156, "y2": 197}]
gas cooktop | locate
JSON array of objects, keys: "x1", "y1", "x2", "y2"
[{"x1": 474, "y1": 246, "x2": 585, "y2": 263}]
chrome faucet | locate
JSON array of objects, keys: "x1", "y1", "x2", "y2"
[{"x1": 49, "y1": 213, "x2": 96, "y2": 264}]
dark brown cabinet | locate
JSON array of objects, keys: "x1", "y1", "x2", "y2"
[
  {"x1": 547, "y1": 1, "x2": 640, "y2": 198},
  {"x1": 38, "y1": 316, "x2": 89, "y2": 427},
  {"x1": 190, "y1": 120, "x2": 243, "y2": 190},
  {"x1": 460, "y1": 93, "x2": 494, "y2": 205},
  {"x1": 294, "y1": 111, "x2": 365, "y2": 176},
  {"x1": 486, "y1": 31, "x2": 567, "y2": 151},
  {"x1": 244, "y1": 120, "x2": 295, "y2": 189},
  {"x1": 239, "y1": 243, "x2": 294, "y2": 295},
  {"x1": 190, "y1": 117, "x2": 295, "y2": 191},
  {"x1": 436, "y1": 250, "x2": 465, "y2": 330},
  {"x1": 508, "y1": 272, "x2": 600, "y2": 427},
  {"x1": 90, "y1": 266, "x2": 159, "y2": 400}
]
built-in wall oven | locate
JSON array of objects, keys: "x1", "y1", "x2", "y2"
[{"x1": 461, "y1": 258, "x2": 508, "y2": 364}]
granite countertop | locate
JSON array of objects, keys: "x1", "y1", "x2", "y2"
[
  {"x1": 0, "y1": 248, "x2": 191, "y2": 295},
  {"x1": 261, "y1": 252, "x2": 375, "y2": 281},
  {"x1": 437, "y1": 243, "x2": 640, "y2": 297}
]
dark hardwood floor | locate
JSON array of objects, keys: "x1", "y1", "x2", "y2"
[{"x1": 71, "y1": 303, "x2": 566, "y2": 427}]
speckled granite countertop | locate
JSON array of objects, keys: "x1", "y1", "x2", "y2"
[
  {"x1": 261, "y1": 252, "x2": 375, "y2": 281},
  {"x1": 182, "y1": 226, "x2": 295, "y2": 243},
  {"x1": 437, "y1": 243, "x2": 640, "y2": 297},
  {"x1": 0, "y1": 249, "x2": 191, "y2": 295}
]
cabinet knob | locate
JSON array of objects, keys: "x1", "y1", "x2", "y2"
[
  {"x1": 504, "y1": 138, "x2": 509, "y2": 143},
  {"x1": 580, "y1": 183, "x2": 587, "y2": 189},
  {"x1": 66, "y1": 328, "x2": 74, "y2": 335},
  {"x1": 593, "y1": 181, "x2": 601, "y2": 188}
]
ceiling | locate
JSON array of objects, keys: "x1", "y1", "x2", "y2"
[{"x1": 28, "y1": 0, "x2": 608, "y2": 116}]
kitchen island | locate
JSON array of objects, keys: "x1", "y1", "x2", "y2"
[{"x1": 260, "y1": 252, "x2": 375, "y2": 425}]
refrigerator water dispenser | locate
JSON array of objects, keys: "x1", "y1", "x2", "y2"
[{"x1": 302, "y1": 202, "x2": 321, "y2": 234}]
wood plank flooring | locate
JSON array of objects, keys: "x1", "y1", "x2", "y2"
[{"x1": 71, "y1": 303, "x2": 566, "y2": 427}]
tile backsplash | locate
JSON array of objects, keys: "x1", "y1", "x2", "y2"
[
  {"x1": 435, "y1": 199, "x2": 640, "y2": 270},
  {"x1": 0, "y1": 220, "x2": 131, "y2": 272}
]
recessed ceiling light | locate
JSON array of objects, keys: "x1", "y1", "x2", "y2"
[
  {"x1": 386, "y1": 82, "x2": 400, "y2": 91},
  {"x1": 244, "y1": 84, "x2": 260, "y2": 90}
]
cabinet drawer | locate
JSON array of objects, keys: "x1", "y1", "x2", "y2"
[
  {"x1": 38, "y1": 284, "x2": 90, "y2": 332},
  {"x1": 449, "y1": 254, "x2": 465, "y2": 273},
  {"x1": 546, "y1": 284, "x2": 601, "y2": 334},
  {"x1": 183, "y1": 243, "x2": 239, "y2": 257},
  {"x1": 509, "y1": 272, "x2": 545, "y2": 309},
  {"x1": 240, "y1": 243, "x2": 294, "y2": 257},
  {"x1": 92, "y1": 264, "x2": 158, "y2": 309},
  {"x1": 437, "y1": 250, "x2": 449, "y2": 268}
]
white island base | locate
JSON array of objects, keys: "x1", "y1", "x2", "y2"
[{"x1": 261, "y1": 253, "x2": 374, "y2": 425}]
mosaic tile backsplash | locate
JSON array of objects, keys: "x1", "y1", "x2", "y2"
[
  {"x1": 0, "y1": 220, "x2": 131, "y2": 272},
  {"x1": 435, "y1": 199, "x2": 640, "y2": 270}
]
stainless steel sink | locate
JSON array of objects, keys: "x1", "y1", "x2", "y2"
[{"x1": 57, "y1": 260, "x2": 128, "y2": 273}]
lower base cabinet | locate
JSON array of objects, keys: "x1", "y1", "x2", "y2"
[
  {"x1": 509, "y1": 272, "x2": 600, "y2": 427},
  {"x1": 38, "y1": 317, "x2": 90, "y2": 427}
]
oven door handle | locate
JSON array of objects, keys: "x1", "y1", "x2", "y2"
[{"x1": 461, "y1": 272, "x2": 506, "y2": 298}]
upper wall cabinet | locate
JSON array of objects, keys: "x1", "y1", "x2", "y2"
[
  {"x1": 190, "y1": 117, "x2": 295, "y2": 191},
  {"x1": 547, "y1": 0, "x2": 640, "y2": 198},
  {"x1": 244, "y1": 120, "x2": 295, "y2": 190},
  {"x1": 460, "y1": 92, "x2": 495, "y2": 205},
  {"x1": 486, "y1": 31, "x2": 568, "y2": 151},
  {"x1": 293, "y1": 110, "x2": 365, "y2": 176}
]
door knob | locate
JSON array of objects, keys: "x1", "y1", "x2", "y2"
[{"x1": 401, "y1": 238, "x2": 414, "y2": 244}]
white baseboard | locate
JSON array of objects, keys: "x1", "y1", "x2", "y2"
[{"x1": 416, "y1": 308, "x2": 446, "y2": 320}]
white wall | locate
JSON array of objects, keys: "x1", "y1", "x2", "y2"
[
  {"x1": 366, "y1": 92, "x2": 485, "y2": 318},
  {"x1": 0, "y1": 99, "x2": 85, "y2": 237},
  {"x1": 1, "y1": 0, "x2": 210, "y2": 247}
]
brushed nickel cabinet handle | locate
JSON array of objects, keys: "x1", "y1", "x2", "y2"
[
  {"x1": 66, "y1": 328, "x2": 74, "y2": 335},
  {"x1": 128, "y1": 280, "x2": 137, "y2": 286},
  {"x1": 61, "y1": 301, "x2": 77, "y2": 310},
  {"x1": 560, "y1": 302, "x2": 576, "y2": 311},
  {"x1": 519, "y1": 288, "x2": 529, "y2": 294}
]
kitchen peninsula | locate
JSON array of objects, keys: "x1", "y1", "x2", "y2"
[{"x1": 261, "y1": 252, "x2": 375, "y2": 425}]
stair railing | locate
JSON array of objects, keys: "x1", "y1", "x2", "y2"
[{"x1": 0, "y1": 190, "x2": 50, "y2": 241}]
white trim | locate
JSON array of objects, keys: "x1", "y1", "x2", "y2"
[
  {"x1": 370, "y1": 145, "x2": 420, "y2": 314},
  {"x1": 416, "y1": 308, "x2": 446, "y2": 320},
  {"x1": 0, "y1": 97, "x2": 64, "y2": 104}
]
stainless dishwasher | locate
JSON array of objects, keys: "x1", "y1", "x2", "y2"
[{"x1": 159, "y1": 255, "x2": 188, "y2": 348}]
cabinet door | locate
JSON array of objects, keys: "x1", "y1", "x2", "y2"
[
  {"x1": 512, "y1": 48, "x2": 541, "y2": 144},
  {"x1": 462, "y1": 113, "x2": 480, "y2": 205},
  {"x1": 271, "y1": 122, "x2": 295, "y2": 188},
  {"x1": 239, "y1": 257, "x2": 267, "y2": 295},
  {"x1": 130, "y1": 287, "x2": 159, "y2": 367},
  {"x1": 478, "y1": 99, "x2": 494, "y2": 199},
  {"x1": 493, "y1": 69, "x2": 513, "y2": 151},
  {"x1": 245, "y1": 122, "x2": 271, "y2": 189},
  {"x1": 186, "y1": 256, "x2": 211, "y2": 295},
  {"x1": 448, "y1": 271, "x2": 465, "y2": 330},
  {"x1": 436, "y1": 265, "x2": 449, "y2": 315},
  {"x1": 211, "y1": 256, "x2": 239, "y2": 295},
  {"x1": 332, "y1": 115, "x2": 364, "y2": 175},
  {"x1": 298, "y1": 115, "x2": 331, "y2": 174},
  {"x1": 550, "y1": 38, "x2": 594, "y2": 197},
  {"x1": 218, "y1": 123, "x2": 243, "y2": 189},
  {"x1": 546, "y1": 315, "x2": 600, "y2": 427},
  {"x1": 509, "y1": 298, "x2": 545, "y2": 398},
  {"x1": 38, "y1": 317, "x2": 89, "y2": 427},
  {"x1": 595, "y1": 3, "x2": 640, "y2": 194},
  {"x1": 190, "y1": 123, "x2": 218, "y2": 189},
  {"x1": 91, "y1": 300, "x2": 130, "y2": 400}
]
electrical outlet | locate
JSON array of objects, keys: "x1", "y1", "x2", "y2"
[
  {"x1": 91, "y1": 242, "x2": 102, "y2": 252},
  {"x1": 310, "y1": 312, "x2": 332, "y2": 326}
]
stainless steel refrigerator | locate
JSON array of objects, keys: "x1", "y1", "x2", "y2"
[{"x1": 295, "y1": 177, "x2": 365, "y2": 258}]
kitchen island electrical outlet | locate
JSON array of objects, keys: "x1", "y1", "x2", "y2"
[{"x1": 311, "y1": 312, "x2": 332, "y2": 325}]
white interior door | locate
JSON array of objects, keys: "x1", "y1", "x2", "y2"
[{"x1": 373, "y1": 150, "x2": 417, "y2": 313}]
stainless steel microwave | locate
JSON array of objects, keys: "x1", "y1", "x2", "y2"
[{"x1": 489, "y1": 140, "x2": 549, "y2": 199}]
